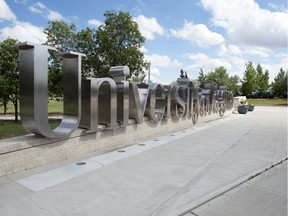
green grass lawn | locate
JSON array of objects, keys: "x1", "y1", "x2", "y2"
[
  {"x1": 247, "y1": 98, "x2": 287, "y2": 106},
  {"x1": 0, "y1": 100, "x2": 63, "y2": 115},
  {"x1": 0, "y1": 120, "x2": 29, "y2": 139},
  {"x1": 0, "y1": 100, "x2": 63, "y2": 139},
  {"x1": 0, "y1": 119, "x2": 61, "y2": 139}
]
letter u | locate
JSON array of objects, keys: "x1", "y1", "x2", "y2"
[{"x1": 16, "y1": 42, "x2": 83, "y2": 138}]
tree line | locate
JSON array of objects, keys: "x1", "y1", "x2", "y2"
[
  {"x1": 0, "y1": 10, "x2": 287, "y2": 122},
  {"x1": 195, "y1": 62, "x2": 287, "y2": 99}
]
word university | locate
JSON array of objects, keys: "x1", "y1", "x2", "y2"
[{"x1": 15, "y1": 42, "x2": 233, "y2": 139}]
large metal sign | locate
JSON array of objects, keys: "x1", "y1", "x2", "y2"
[{"x1": 15, "y1": 42, "x2": 233, "y2": 138}]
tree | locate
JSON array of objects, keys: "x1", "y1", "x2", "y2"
[
  {"x1": 197, "y1": 68, "x2": 207, "y2": 87},
  {"x1": 44, "y1": 21, "x2": 77, "y2": 51},
  {"x1": 129, "y1": 71, "x2": 146, "y2": 83},
  {"x1": 75, "y1": 28, "x2": 102, "y2": 77},
  {"x1": 227, "y1": 75, "x2": 240, "y2": 96},
  {"x1": 0, "y1": 74, "x2": 9, "y2": 114},
  {"x1": 241, "y1": 62, "x2": 257, "y2": 96},
  {"x1": 44, "y1": 11, "x2": 147, "y2": 97},
  {"x1": 96, "y1": 11, "x2": 147, "y2": 78},
  {"x1": 256, "y1": 63, "x2": 269, "y2": 98},
  {"x1": 0, "y1": 38, "x2": 19, "y2": 121},
  {"x1": 179, "y1": 69, "x2": 185, "y2": 78},
  {"x1": 44, "y1": 21, "x2": 78, "y2": 98},
  {"x1": 271, "y1": 68, "x2": 287, "y2": 98},
  {"x1": 206, "y1": 66, "x2": 229, "y2": 86},
  {"x1": 197, "y1": 67, "x2": 239, "y2": 95}
]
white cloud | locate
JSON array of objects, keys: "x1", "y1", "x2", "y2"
[
  {"x1": 0, "y1": 21, "x2": 46, "y2": 44},
  {"x1": 140, "y1": 46, "x2": 148, "y2": 53},
  {"x1": 217, "y1": 44, "x2": 242, "y2": 57},
  {"x1": 243, "y1": 46, "x2": 272, "y2": 58},
  {"x1": 274, "y1": 52, "x2": 288, "y2": 59},
  {"x1": 149, "y1": 66, "x2": 160, "y2": 76},
  {"x1": 47, "y1": 10, "x2": 64, "y2": 21},
  {"x1": 28, "y1": 6, "x2": 43, "y2": 14},
  {"x1": 170, "y1": 21, "x2": 224, "y2": 47},
  {"x1": 143, "y1": 65, "x2": 161, "y2": 84},
  {"x1": 35, "y1": 2, "x2": 45, "y2": 9},
  {"x1": 0, "y1": 0, "x2": 17, "y2": 21},
  {"x1": 28, "y1": 2, "x2": 64, "y2": 21},
  {"x1": 218, "y1": 43, "x2": 273, "y2": 58},
  {"x1": 14, "y1": 0, "x2": 27, "y2": 4},
  {"x1": 216, "y1": 44, "x2": 254, "y2": 77},
  {"x1": 0, "y1": 0, "x2": 46, "y2": 43},
  {"x1": 28, "y1": 2, "x2": 46, "y2": 14},
  {"x1": 268, "y1": 3, "x2": 288, "y2": 13},
  {"x1": 201, "y1": 0, "x2": 288, "y2": 47},
  {"x1": 133, "y1": 15, "x2": 164, "y2": 40},
  {"x1": 145, "y1": 54, "x2": 182, "y2": 68},
  {"x1": 144, "y1": 53, "x2": 183, "y2": 84},
  {"x1": 186, "y1": 53, "x2": 232, "y2": 72},
  {"x1": 228, "y1": 57, "x2": 247, "y2": 76},
  {"x1": 88, "y1": 19, "x2": 103, "y2": 27}
]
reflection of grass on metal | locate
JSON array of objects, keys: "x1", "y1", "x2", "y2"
[{"x1": 247, "y1": 99, "x2": 287, "y2": 106}]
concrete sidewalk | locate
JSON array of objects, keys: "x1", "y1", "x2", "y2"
[
  {"x1": 185, "y1": 160, "x2": 287, "y2": 216},
  {"x1": 0, "y1": 106, "x2": 287, "y2": 216}
]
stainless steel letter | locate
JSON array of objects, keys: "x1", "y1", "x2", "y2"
[
  {"x1": 177, "y1": 78, "x2": 193, "y2": 117},
  {"x1": 145, "y1": 83, "x2": 166, "y2": 122},
  {"x1": 192, "y1": 89, "x2": 200, "y2": 124},
  {"x1": 16, "y1": 42, "x2": 82, "y2": 138},
  {"x1": 171, "y1": 85, "x2": 186, "y2": 118},
  {"x1": 80, "y1": 77, "x2": 117, "y2": 131},
  {"x1": 109, "y1": 66, "x2": 129, "y2": 127},
  {"x1": 129, "y1": 83, "x2": 149, "y2": 123}
]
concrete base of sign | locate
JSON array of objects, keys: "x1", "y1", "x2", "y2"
[{"x1": 0, "y1": 111, "x2": 231, "y2": 177}]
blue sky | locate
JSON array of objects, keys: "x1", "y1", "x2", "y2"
[{"x1": 0, "y1": 0, "x2": 287, "y2": 84}]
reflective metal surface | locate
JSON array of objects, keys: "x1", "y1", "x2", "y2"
[
  {"x1": 80, "y1": 78, "x2": 117, "y2": 131},
  {"x1": 15, "y1": 42, "x2": 83, "y2": 138},
  {"x1": 129, "y1": 83, "x2": 149, "y2": 123},
  {"x1": 109, "y1": 66, "x2": 129, "y2": 83},
  {"x1": 109, "y1": 66, "x2": 129, "y2": 127},
  {"x1": 15, "y1": 42, "x2": 234, "y2": 139},
  {"x1": 191, "y1": 89, "x2": 200, "y2": 124},
  {"x1": 177, "y1": 77, "x2": 193, "y2": 117},
  {"x1": 145, "y1": 83, "x2": 166, "y2": 122},
  {"x1": 171, "y1": 85, "x2": 186, "y2": 118}
]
